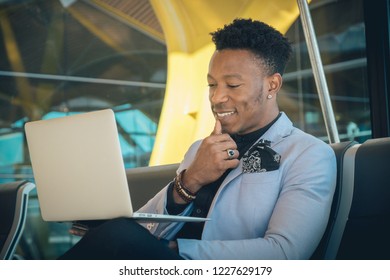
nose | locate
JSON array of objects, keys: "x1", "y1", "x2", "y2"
[{"x1": 209, "y1": 86, "x2": 229, "y2": 104}]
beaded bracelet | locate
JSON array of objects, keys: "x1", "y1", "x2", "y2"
[{"x1": 174, "y1": 169, "x2": 196, "y2": 203}]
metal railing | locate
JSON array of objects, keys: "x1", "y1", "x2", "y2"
[{"x1": 297, "y1": 0, "x2": 340, "y2": 143}]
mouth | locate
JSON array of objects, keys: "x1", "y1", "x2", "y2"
[{"x1": 214, "y1": 110, "x2": 236, "y2": 119}]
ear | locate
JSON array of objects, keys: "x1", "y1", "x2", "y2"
[{"x1": 267, "y1": 73, "x2": 282, "y2": 96}]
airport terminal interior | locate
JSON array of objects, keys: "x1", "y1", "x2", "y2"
[{"x1": 0, "y1": 0, "x2": 386, "y2": 259}]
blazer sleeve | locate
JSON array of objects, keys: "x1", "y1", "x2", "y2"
[{"x1": 136, "y1": 140, "x2": 202, "y2": 238}]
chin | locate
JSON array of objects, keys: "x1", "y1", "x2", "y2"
[{"x1": 221, "y1": 125, "x2": 237, "y2": 135}]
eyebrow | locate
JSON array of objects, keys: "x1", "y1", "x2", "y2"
[{"x1": 207, "y1": 73, "x2": 244, "y2": 80}]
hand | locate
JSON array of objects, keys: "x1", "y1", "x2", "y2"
[
  {"x1": 182, "y1": 119, "x2": 240, "y2": 193},
  {"x1": 68, "y1": 223, "x2": 89, "y2": 237},
  {"x1": 168, "y1": 240, "x2": 178, "y2": 253},
  {"x1": 158, "y1": 238, "x2": 178, "y2": 253}
]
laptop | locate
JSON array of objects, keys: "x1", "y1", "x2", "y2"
[{"x1": 25, "y1": 109, "x2": 208, "y2": 223}]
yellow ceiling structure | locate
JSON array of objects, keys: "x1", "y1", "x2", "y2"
[
  {"x1": 89, "y1": 0, "x2": 309, "y2": 165},
  {"x1": 148, "y1": 0, "x2": 305, "y2": 165}
]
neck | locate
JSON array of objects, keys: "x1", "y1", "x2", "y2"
[{"x1": 258, "y1": 108, "x2": 280, "y2": 130}]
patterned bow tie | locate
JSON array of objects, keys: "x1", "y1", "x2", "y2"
[{"x1": 242, "y1": 140, "x2": 281, "y2": 173}]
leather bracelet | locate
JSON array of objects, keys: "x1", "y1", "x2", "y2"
[{"x1": 174, "y1": 169, "x2": 196, "y2": 203}]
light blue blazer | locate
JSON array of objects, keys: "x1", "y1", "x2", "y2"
[{"x1": 138, "y1": 112, "x2": 337, "y2": 259}]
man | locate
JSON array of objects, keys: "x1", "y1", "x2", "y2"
[{"x1": 60, "y1": 18, "x2": 336, "y2": 260}]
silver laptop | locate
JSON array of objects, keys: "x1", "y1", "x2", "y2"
[{"x1": 25, "y1": 109, "x2": 208, "y2": 223}]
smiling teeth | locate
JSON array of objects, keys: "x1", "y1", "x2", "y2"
[{"x1": 217, "y1": 112, "x2": 235, "y2": 117}]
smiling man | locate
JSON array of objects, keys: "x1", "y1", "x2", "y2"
[
  {"x1": 208, "y1": 49, "x2": 281, "y2": 134},
  {"x1": 60, "y1": 18, "x2": 336, "y2": 260}
]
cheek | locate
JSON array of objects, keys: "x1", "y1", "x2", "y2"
[{"x1": 240, "y1": 93, "x2": 263, "y2": 112}]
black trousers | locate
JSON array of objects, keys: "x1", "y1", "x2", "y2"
[{"x1": 58, "y1": 218, "x2": 184, "y2": 260}]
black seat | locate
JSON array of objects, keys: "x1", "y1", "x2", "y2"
[
  {"x1": 336, "y1": 137, "x2": 390, "y2": 259},
  {"x1": 126, "y1": 163, "x2": 179, "y2": 210},
  {"x1": 310, "y1": 140, "x2": 357, "y2": 259},
  {"x1": 0, "y1": 180, "x2": 35, "y2": 260}
]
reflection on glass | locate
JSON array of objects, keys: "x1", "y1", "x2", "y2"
[
  {"x1": 0, "y1": 0, "x2": 167, "y2": 259},
  {"x1": 0, "y1": 0, "x2": 167, "y2": 182},
  {"x1": 282, "y1": 0, "x2": 371, "y2": 143}
]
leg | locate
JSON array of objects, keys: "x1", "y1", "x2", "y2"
[{"x1": 59, "y1": 218, "x2": 183, "y2": 260}]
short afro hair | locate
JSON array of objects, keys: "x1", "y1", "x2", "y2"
[{"x1": 210, "y1": 18, "x2": 292, "y2": 75}]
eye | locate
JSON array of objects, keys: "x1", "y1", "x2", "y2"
[
  {"x1": 208, "y1": 83, "x2": 216, "y2": 88},
  {"x1": 228, "y1": 84, "x2": 241, "y2": 88}
]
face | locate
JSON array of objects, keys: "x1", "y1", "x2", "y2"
[{"x1": 208, "y1": 49, "x2": 281, "y2": 135}]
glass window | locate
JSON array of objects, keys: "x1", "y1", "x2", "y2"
[
  {"x1": 0, "y1": 0, "x2": 166, "y2": 259},
  {"x1": 0, "y1": 0, "x2": 167, "y2": 183},
  {"x1": 282, "y1": 0, "x2": 370, "y2": 143}
]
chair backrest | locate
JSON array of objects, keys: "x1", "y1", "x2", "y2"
[
  {"x1": 335, "y1": 137, "x2": 390, "y2": 259},
  {"x1": 310, "y1": 140, "x2": 357, "y2": 259},
  {"x1": 0, "y1": 180, "x2": 35, "y2": 260},
  {"x1": 126, "y1": 163, "x2": 179, "y2": 211}
]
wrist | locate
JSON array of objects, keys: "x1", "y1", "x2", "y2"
[
  {"x1": 173, "y1": 169, "x2": 197, "y2": 204},
  {"x1": 181, "y1": 169, "x2": 202, "y2": 193}
]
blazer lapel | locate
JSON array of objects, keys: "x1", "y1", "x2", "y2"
[{"x1": 210, "y1": 112, "x2": 294, "y2": 204}]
